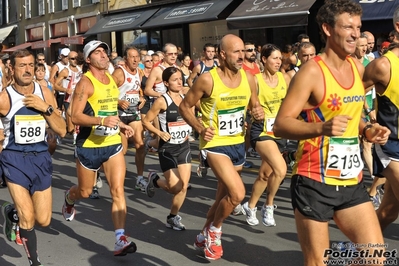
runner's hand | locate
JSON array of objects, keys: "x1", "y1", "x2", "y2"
[
  {"x1": 322, "y1": 115, "x2": 352, "y2": 136},
  {"x1": 119, "y1": 124, "x2": 134, "y2": 138},
  {"x1": 364, "y1": 123, "x2": 390, "y2": 145},
  {"x1": 201, "y1": 127, "x2": 215, "y2": 142},
  {"x1": 158, "y1": 131, "x2": 171, "y2": 142},
  {"x1": 251, "y1": 101, "x2": 264, "y2": 122},
  {"x1": 23, "y1": 94, "x2": 48, "y2": 113}
]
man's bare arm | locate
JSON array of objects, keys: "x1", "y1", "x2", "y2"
[
  {"x1": 187, "y1": 64, "x2": 201, "y2": 88},
  {"x1": 54, "y1": 68, "x2": 68, "y2": 93},
  {"x1": 144, "y1": 67, "x2": 163, "y2": 98}
]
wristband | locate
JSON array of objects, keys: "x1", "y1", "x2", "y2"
[
  {"x1": 100, "y1": 117, "x2": 105, "y2": 126},
  {"x1": 362, "y1": 124, "x2": 373, "y2": 142},
  {"x1": 365, "y1": 108, "x2": 373, "y2": 115}
]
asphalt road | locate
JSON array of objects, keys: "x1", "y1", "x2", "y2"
[{"x1": 1, "y1": 137, "x2": 398, "y2": 266}]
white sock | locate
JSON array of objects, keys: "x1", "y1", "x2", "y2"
[
  {"x1": 210, "y1": 223, "x2": 221, "y2": 232},
  {"x1": 115, "y1": 229, "x2": 125, "y2": 241}
]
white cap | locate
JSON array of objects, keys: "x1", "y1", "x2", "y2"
[
  {"x1": 60, "y1": 48, "x2": 70, "y2": 57},
  {"x1": 147, "y1": 50, "x2": 154, "y2": 56},
  {"x1": 83, "y1": 40, "x2": 109, "y2": 60}
]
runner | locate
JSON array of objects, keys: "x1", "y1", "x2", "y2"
[
  {"x1": 273, "y1": 1, "x2": 389, "y2": 264},
  {"x1": 142, "y1": 67, "x2": 192, "y2": 231},
  {"x1": 179, "y1": 34, "x2": 264, "y2": 260},
  {"x1": 1, "y1": 49, "x2": 66, "y2": 266},
  {"x1": 241, "y1": 44, "x2": 291, "y2": 227},
  {"x1": 61, "y1": 40, "x2": 136, "y2": 256}
]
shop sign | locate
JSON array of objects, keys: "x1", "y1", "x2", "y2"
[
  {"x1": 104, "y1": 14, "x2": 140, "y2": 28},
  {"x1": 165, "y1": 3, "x2": 213, "y2": 19}
]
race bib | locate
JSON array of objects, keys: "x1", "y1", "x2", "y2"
[
  {"x1": 325, "y1": 137, "x2": 363, "y2": 180},
  {"x1": 124, "y1": 91, "x2": 140, "y2": 114},
  {"x1": 168, "y1": 120, "x2": 191, "y2": 144},
  {"x1": 94, "y1": 111, "x2": 119, "y2": 136},
  {"x1": 14, "y1": 115, "x2": 46, "y2": 144},
  {"x1": 265, "y1": 117, "x2": 275, "y2": 134},
  {"x1": 217, "y1": 106, "x2": 245, "y2": 136}
]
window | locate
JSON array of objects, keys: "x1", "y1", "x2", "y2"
[
  {"x1": 62, "y1": 0, "x2": 68, "y2": 10},
  {"x1": 25, "y1": 0, "x2": 31, "y2": 19},
  {"x1": 38, "y1": 0, "x2": 45, "y2": 15},
  {"x1": 48, "y1": 0, "x2": 54, "y2": 13},
  {"x1": 73, "y1": 0, "x2": 81, "y2": 8}
]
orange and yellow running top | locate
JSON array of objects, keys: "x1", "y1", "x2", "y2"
[
  {"x1": 293, "y1": 56, "x2": 365, "y2": 186},
  {"x1": 199, "y1": 68, "x2": 251, "y2": 149}
]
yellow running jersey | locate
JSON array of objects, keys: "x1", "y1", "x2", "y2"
[
  {"x1": 199, "y1": 68, "x2": 251, "y2": 149},
  {"x1": 255, "y1": 72, "x2": 287, "y2": 138},
  {"x1": 293, "y1": 56, "x2": 364, "y2": 186},
  {"x1": 375, "y1": 50, "x2": 399, "y2": 139},
  {"x1": 77, "y1": 71, "x2": 121, "y2": 148}
]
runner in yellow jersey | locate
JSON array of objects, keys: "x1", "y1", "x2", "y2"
[
  {"x1": 363, "y1": 6, "x2": 399, "y2": 233},
  {"x1": 273, "y1": 1, "x2": 390, "y2": 265},
  {"x1": 241, "y1": 44, "x2": 291, "y2": 227},
  {"x1": 61, "y1": 41, "x2": 136, "y2": 257},
  {"x1": 179, "y1": 34, "x2": 264, "y2": 261}
]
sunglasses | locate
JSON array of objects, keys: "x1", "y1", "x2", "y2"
[
  {"x1": 166, "y1": 52, "x2": 178, "y2": 56},
  {"x1": 145, "y1": 60, "x2": 153, "y2": 62},
  {"x1": 69, "y1": 57, "x2": 77, "y2": 60},
  {"x1": 246, "y1": 48, "x2": 255, "y2": 52}
]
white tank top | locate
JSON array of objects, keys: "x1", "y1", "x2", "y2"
[
  {"x1": 56, "y1": 61, "x2": 69, "y2": 95},
  {"x1": 118, "y1": 66, "x2": 141, "y2": 116}
]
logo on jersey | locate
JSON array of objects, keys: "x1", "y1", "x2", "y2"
[{"x1": 327, "y1": 93, "x2": 342, "y2": 111}]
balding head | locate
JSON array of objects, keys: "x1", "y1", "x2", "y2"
[
  {"x1": 219, "y1": 34, "x2": 245, "y2": 71},
  {"x1": 363, "y1": 31, "x2": 375, "y2": 53}
]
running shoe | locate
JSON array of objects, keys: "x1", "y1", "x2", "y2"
[
  {"x1": 62, "y1": 190, "x2": 76, "y2": 222},
  {"x1": 166, "y1": 215, "x2": 185, "y2": 231},
  {"x1": 261, "y1": 205, "x2": 276, "y2": 226},
  {"x1": 114, "y1": 235, "x2": 137, "y2": 256},
  {"x1": 145, "y1": 172, "x2": 157, "y2": 198},
  {"x1": 196, "y1": 153, "x2": 207, "y2": 177},
  {"x1": 135, "y1": 176, "x2": 148, "y2": 192},
  {"x1": 96, "y1": 172, "x2": 103, "y2": 189},
  {"x1": 89, "y1": 187, "x2": 100, "y2": 199},
  {"x1": 232, "y1": 204, "x2": 245, "y2": 216},
  {"x1": 242, "y1": 202, "x2": 259, "y2": 226},
  {"x1": 282, "y1": 150, "x2": 296, "y2": 168},
  {"x1": 144, "y1": 132, "x2": 153, "y2": 154},
  {"x1": 243, "y1": 160, "x2": 253, "y2": 168},
  {"x1": 2, "y1": 202, "x2": 17, "y2": 241},
  {"x1": 247, "y1": 148, "x2": 260, "y2": 158},
  {"x1": 15, "y1": 226, "x2": 23, "y2": 246},
  {"x1": 204, "y1": 228, "x2": 223, "y2": 260},
  {"x1": 194, "y1": 233, "x2": 206, "y2": 251}
]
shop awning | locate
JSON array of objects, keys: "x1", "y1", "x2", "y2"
[
  {"x1": 84, "y1": 8, "x2": 159, "y2": 36},
  {"x1": 141, "y1": 0, "x2": 234, "y2": 28},
  {"x1": 61, "y1": 35, "x2": 85, "y2": 45},
  {"x1": 31, "y1": 38, "x2": 61, "y2": 49},
  {"x1": 2, "y1": 42, "x2": 31, "y2": 53},
  {"x1": 358, "y1": 0, "x2": 397, "y2": 21},
  {"x1": 227, "y1": 0, "x2": 316, "y2": 30},
  {"x1": 0, "y1": 25, "x2": 17, "y2": 43}
]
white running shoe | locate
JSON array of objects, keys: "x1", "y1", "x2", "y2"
[
  {"x1": 232, "y1": 204, "x2": 245, "y2": 216},
  {"x1": 96, "y1": 172, "x2": 103, "y2": 189},
  {"x1": 242, "y1": 202, "x2": 259, "y2": 226},
  {"x1": 135, "y1": 176, "x2": 148, "y2": 192},
  {"x1": 261, "y1": 205, "x2": 276, "y2": 226},
  {"x1": 145, "y1": 172, "x2": 157, "y2": 198},
  {"x1": 166, "y1": 215, "x2": 185, "y2": 231},
  {"x1": 247, "y1": 148, "x2": 260, "y2": 158},
  {"x1": 114, "y1": 235, "x2": 137, "y2": 256}
]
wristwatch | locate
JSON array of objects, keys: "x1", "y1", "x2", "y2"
[{"x1": 44, "y1": 105, "x2": 54, "y2": 116}]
